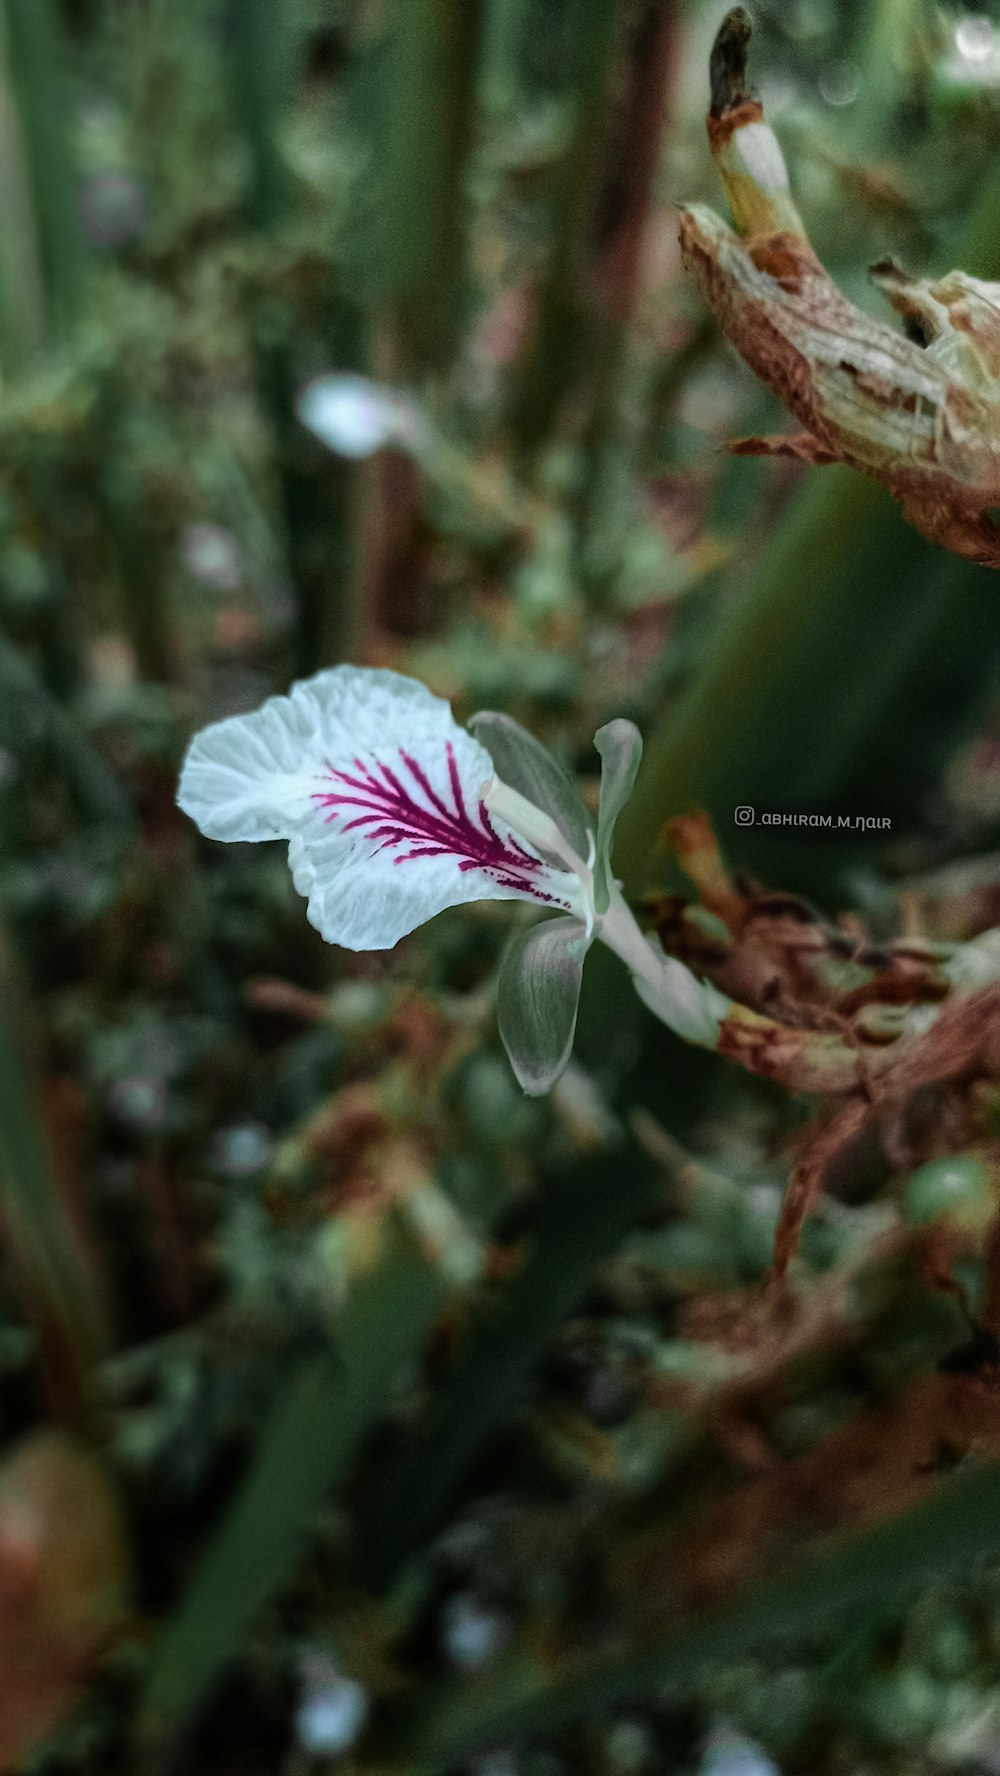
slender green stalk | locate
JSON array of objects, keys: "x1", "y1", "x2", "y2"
[
  {"x1": 0, "y1": 626, "x2": 133, "y2": 829},
  {"x1": 226, "y1": 0, "x2": 289, "y2": 229},
  {"x1": 848, "y1": 0, "x2": 924, "y2": 154},
  {"x1": 401, "y1": 1461, "x2": 1000, "y2": 1766},
  {"x1": 0, "y1": 922, "x2": 107, "y2": 1424},
  {"x1": 2, "y1": 0, "x2": 87, "y2": 343},
  {"x1": 0, "y1": 18, "x2": 46, "y2": 371},
  {"x1": 511, "y1": 0, "x2": 626, "y2": 448},
  {"x1": 576, "y1": 0, "x2": 680, "y2": 593},
  {"x1": 100, "y1": 452, "x2": 175, "y2": 684},
  {"x1": 481, "y1": 0, "x2": 534, "y2": 116},
  {"x1": 373, "y1": 0, "x2": 488, "y2": 374},
  {"x1": 250, "y1": 294, "x2": 368, "y2": 675}
]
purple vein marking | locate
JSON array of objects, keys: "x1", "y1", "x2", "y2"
[{"x1": 312, "y1": 744, "x2": 562, "y2": 902}]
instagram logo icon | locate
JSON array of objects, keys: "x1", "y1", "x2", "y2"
[{"x1": 734, "y1": 806, "x2": 755, "y2": 826}]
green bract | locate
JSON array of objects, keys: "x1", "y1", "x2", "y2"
[
  {"x1": 469, "y1": 710, "x2": 593, "y2": 861},
  {"x1": 593, "y1": 719, "x2": 642, "y2": 916},
  {"x1": 496, "y1": 914, "x2": 590, "y2": 1096}
]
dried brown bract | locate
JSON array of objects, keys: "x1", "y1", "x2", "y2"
[
  {"x1": 648, "y1": 811, "x2": 1000, "y2": 1274},
  {"x1": 680, "y1": 8, "x2": 1000, "y2": 568}
]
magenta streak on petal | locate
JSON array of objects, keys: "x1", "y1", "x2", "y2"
[{"x1": 311, "y1": 744, "x2": 564, "y2": 904}]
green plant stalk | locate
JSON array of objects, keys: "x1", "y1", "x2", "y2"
[
  {"x1": 399, "y1": 1460, "x2": 1000, "y2": 1767},
  {"x1": 2, "y1": 0, "x2": 87, "y2": 343},
  {"x1": 480, "y1": 0, "x2": 534, "y2": 116},
  {"x1": 136, "y1": 1215, "x2": 449, "y2": 1739},
  {"x1": 0, "y1": 923, "x2": 107, "y2": 1423},
  {"x1": 575, "y1": 0, "x2": 680, "y2": 595},
  {"x1": 0, "y1": 626, "x2": 133, "y2": 829},
  {"x1": 102, "y1": 468, "x2": 175, "y2": 684},
  {"x1": 226, "y1": 0, "x2": 289, "y2": 229},
  {"x1": 0, "y1": 19, "x2": 46, "y2": 371},
  {"x1": 512, "y1": 0, "x2": 626, "y2": 449},
  {"x1": 375, "y1": 0, "x2": 488, "y2": 374},
  {"x1": 250, "y1": 293, "x2": 368, "y2": 675}
]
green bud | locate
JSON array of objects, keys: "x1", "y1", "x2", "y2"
[{"x1": 903, "y1": 1155, "x2": 994, "y2": 1231}]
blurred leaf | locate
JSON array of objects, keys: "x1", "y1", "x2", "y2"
[
  {"x1": 0, "y1": 631, "x2": 132, "y2": 831},
  {"x1": 357, "y1": 1131, "x2": 659, "y2": 1589},
  {"x1": 615, "y1": 470, "x2": 999, "y2": 899},
  {"x1": 405, "y1": 1460, "x2": 1000, "y2": 1766},
  {"x1": 137, "y1": 1216, "x2": 448, "y2": 1740}
]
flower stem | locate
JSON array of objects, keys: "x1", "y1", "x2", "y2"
[{"x1": 597, "y1": 885, "x2": 725, "y2": 1048}]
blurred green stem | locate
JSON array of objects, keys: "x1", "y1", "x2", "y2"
[
  {"x1": 0, "y1": 922, "x2": 107, "y2": 1425},
  {"x1": 2, "y1": 0, "x2": 87, "y2": 344},
  {"x1": 0, "y1": 626, "x2": 133, "y2": 828},
  {"x1": 250, "y1": 294, "x2": 368, "y2": 674},
  {"x1": 226, "y1": 0, "x2": 289, "y2": 228},
  {"x1": 0, "y1": 17, "x2": 46, "y2": 371},
  {"x1": 512, "y1": 0, "x2": 626, "y2": 449},
  {"x1": 576, "y1": 0, "x2": 680, "y2": 594},
  {"x1": 376, "y1": 0, "x2": 488, "y2": 375}
]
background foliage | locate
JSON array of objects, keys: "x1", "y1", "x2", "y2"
[{"x1": 4, "y1": 1, "x2": 1000, "y2": 1773}]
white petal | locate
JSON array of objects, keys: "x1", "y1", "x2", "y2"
[
  {"x1": 180, "y1": 666, "x2": 580, "y2": 950},
  {"x1": 293, "y1": 826, "x2": 546, "y2": 950},
  {"x1": 178, "y1": 689, "x2": 327, "y2": 842}
]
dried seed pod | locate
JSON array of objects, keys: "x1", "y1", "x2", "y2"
[{"x1": 680, "y1": 7, "x2": 1000, "y2": 568}]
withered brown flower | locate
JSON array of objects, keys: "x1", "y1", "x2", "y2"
[{"x1": 680, "y1": 8, "x2": 1000, "y2": 568}]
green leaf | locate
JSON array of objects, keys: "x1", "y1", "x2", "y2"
[
  {"x1": 593, "y1": 718, "x2": 642, "y2": 914},
  {"x1": 356, "y1": 1128, "x2": 661, "y2": 1590},
  {"x1": 137, "y1": 1217, "x2": 447, "y2": 1741},
  {"x1": 497, "y1": 914, "x2": 589, "y2": 1096},
  {"x1": 405, "y1": 1461, "x2": 1000, "y2": 1767},
  {"x1": 470, "y1": 710, "x2": 593, "y2": 858}
]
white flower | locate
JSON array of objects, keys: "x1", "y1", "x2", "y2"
[
  {"x1": 177, "y1": 666, "x2": 591, "y2": 952},
  {"x1": 178, "y1": 666, "x2": 727, "y2": 1092},
  {"x1": 296, "y1": 374, "x2": 427, "y2": 460}
]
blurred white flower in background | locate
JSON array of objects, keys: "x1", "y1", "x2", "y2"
[
  {"x1": 700, "y1": 1727, "x2": 781, "y2": 1776},
  {"x1": 179, "y1": 523, "x2": 242, "y2": 591},
  {"x1": 294, "y1": 1651, "x2": 369, "y2": 1757},
  {"x1": 296, "y1": 374, "x2": 429, "y2": 460}
]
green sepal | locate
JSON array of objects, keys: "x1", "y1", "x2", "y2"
[
  {"x1": 470, "y1": 710, "x2": 593, "y2": 859},
  {"x1": 497, "y1": 914, "x2": 591, "y2": 1097},
  {"x1": 593, "y1": 719, "x2": 642, "y2": 915}
]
